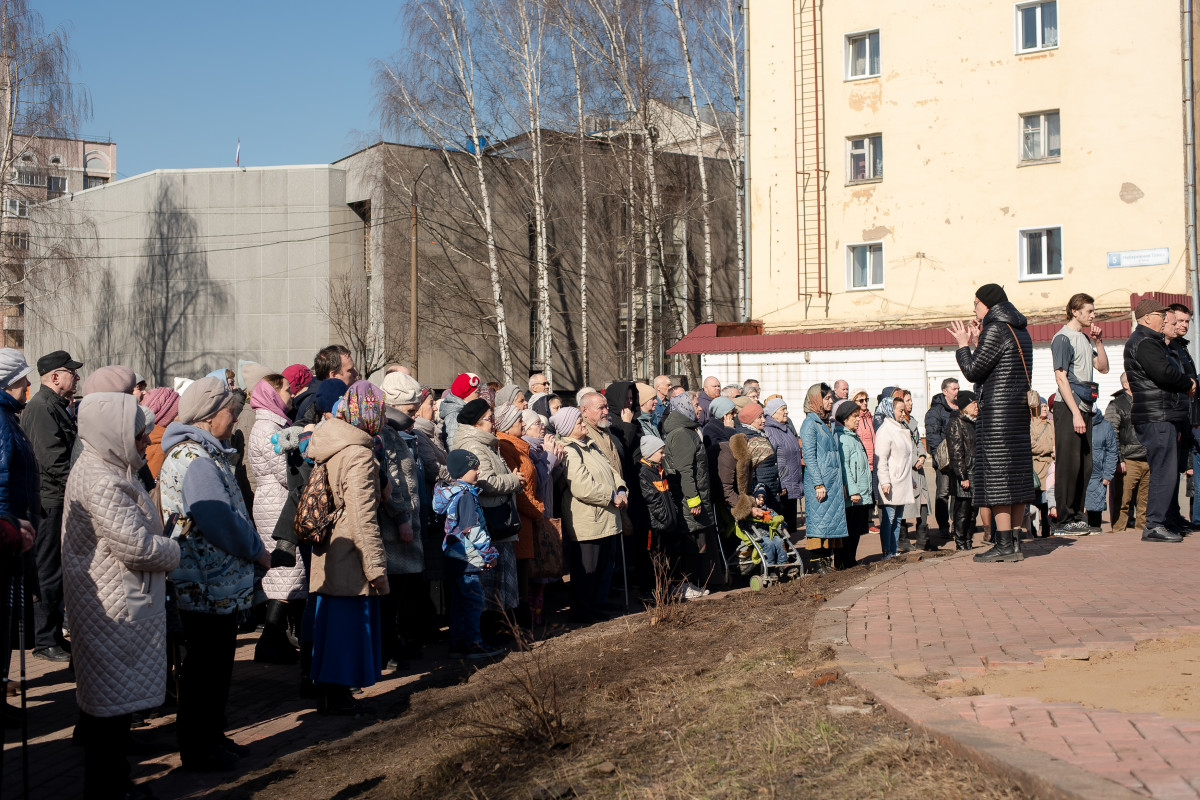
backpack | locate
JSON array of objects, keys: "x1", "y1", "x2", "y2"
[
  {"x1": 934, "y1": 438, "x2": 951, "y2": 474},
  {"x1": 293, "y1": 461, "x2": 341, "y2": 547}
]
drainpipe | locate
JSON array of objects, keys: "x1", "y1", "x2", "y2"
[
  {"x1": 741, "y1": 0, "x2": 752, "y2": 321},
  {"x1": 1186, "y1": 0, "x2": 1200, "y2": 367}
]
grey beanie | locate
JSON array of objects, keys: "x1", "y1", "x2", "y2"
[
  {"x1": 494, "y1": 403, "x2": 522, "y2": 432},
  {"x1": 136, "y1": 405, "x2": 156, "y2": 438},
  {"x1": 764, "y1": 397, "x2": 786, "y2": 417},
  {"x1": 550, "y1": 406, "x2": 582, "y2": 437},
  {"x1": 495, "y1": 384, "x2": 523, "y2": 407},
  {"x1": 708, "y1": 396, "x2": 736, "y2": 420},
  {"x1": 0, "y1": 348, "x2": 33, "y2": 390},
  {"x1": 177, "y1": 376, "x2": 234, "y2": 425},
  {"x1": 640, "y1": 435, "x2": 666, "y2": 459}
]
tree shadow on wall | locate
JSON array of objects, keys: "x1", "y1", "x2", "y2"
[
  {"x1": 130, "y1": 183, "x2": 231, "y2": 386},
  {"x1": 88, "y1": 267, "x2": 122, "y2": 366}
]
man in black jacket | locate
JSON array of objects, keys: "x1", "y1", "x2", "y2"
[
  {"x1": 1104, "y1": 374, "x2": 1149, "y2": 532},
  {"x1": 924, "y1": 379, "x2": 959, "y2": 538},
  {"x1": 19, "y1": 350, "x2": 82, "y2": 661},
  {"x1": 1123, "y1": 298, "x2": 1195, "y2": 542},
  {"x1": 1166, "y1": 303, "x2": 1199, "y2": 530}
]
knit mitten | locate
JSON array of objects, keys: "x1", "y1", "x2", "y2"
[{"x1": 272, "y1": 426, "x2": 306, "y2": 454}]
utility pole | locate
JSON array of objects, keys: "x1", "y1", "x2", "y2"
[{"x1": 410, "y1": 163, "x2": 429, "y2": 378}]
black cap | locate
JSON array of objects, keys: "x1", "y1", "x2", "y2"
[
  {"x1": 975, "y1": 284, "x2": 1008, "y2": 309},
  {"x1": 447, "y1": 449, "x2": 480, "y2": 479},
  {"x1": 36, "y1": 350, "x2": 82, "y2": 376},
  {"x1": 957, "y1": 391, "x2": 977, "y2": 407}
]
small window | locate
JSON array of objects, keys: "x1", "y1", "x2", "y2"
[
  {"x1": 3, "y1": 231, "x2": 29, "y2": 250},
  {"x1": 47, "y1": 176, "x2": 66, "y2": 195},
  {"x1": 1021, "y1": 111, "x2": 1060, "y2": 161},
  {"x1": 1016, "y1": 1, "x2": 1057, "y2": 52},
  {"x1": 847, "y1": 242, "x2": 884, "y2": 290},
  {"x1": 49, "y1": 155, "x2": 62, "y2": 165},
  {"x1": 83, "y1": 175, "x2": 108, "y2": 189},
  {"x1": 847, "y1": 135, "x2": 883, "y2": 182},
  {"x1": 845, "y1": 30, "x2": 880, "y2": 80},
  {"x1": 13, "y1": 170, "x2": 43, "y2": 187},
  {"x1": 3, "y1": 199, "x2": 29, "y2": 218},
  {"x1": 1019, "y1": 227, "x2": 1062, "y2": 279}
]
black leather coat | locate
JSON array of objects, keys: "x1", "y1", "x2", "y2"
[
  {"x1": 944, "y1": 412, "x2": 976, "y2": 499},
  {"x1": 1103, "y1": 391, "x2": 1146, "y2": 461},
  {"x1": 1123, "y1": 324, "x2": 1193, "y2": 426},
  {"x1": 954, "y1": 301, "x2": 1036, "y2": 506}
]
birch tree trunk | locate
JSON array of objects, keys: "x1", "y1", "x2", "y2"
[{"x1": 569, "y1": 40, "x2": 590, "y2": 384}]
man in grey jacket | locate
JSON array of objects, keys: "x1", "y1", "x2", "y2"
[
  {"x1": 924, "y1": 378, "x2": 959, "y2": 539},
  {"x1": 20, "y1": 350, "x2": 82, "y2": 661}
]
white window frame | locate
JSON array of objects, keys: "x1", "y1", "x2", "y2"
[
  {"x1": 1018, "y1": 225, "x2": 1063, "y2": 281},
  {"x1": 1014, "y1": 1, "x2": 1058, "y2": 53},
  {"x1": 13, "y1": 169, "x2": 43, "y2": 187},
  {"x1": 846, "y1": 241, "x2": 885, "y2": 291},
  {"x1": 3, "y1": 231, "x2": 29, "y2": 250},
  {"x1": 844, "y1": 29, "x2": 881, "y2": 81},
  {"x1": 3, "y1": 199, "x2": 29, "y2": 218},
  {"x1": 1019, "y1": 110, "x2": 1061, "y2": 163},
  {"x1": 846, "y1": 134, "x2": 883, "y2": 184}
]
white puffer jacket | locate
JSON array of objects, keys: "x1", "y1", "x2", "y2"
[
  {"x1": 874, "y1": 416, "x2": 917, "y2": 507},
  {"x1": 249, "y1": 407, "x2": 307, "y2": 600},
  {"x1": 63, "y1": 393, "x2": 181, "y2": 717}
]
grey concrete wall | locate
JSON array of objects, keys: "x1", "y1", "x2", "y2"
[{"x1": 28, "y1": 165, "x2": 361, "y2": 386}]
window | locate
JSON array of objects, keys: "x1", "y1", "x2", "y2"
[
  {"x1": 49, "y1": 155, "x2": 62, "y2": 165},
  {"x1": 847, "y1": 242, "x2": 884, "y2": 290},
  {"x1": 847, "y1": 135, "x2": 883, "y2": 182},
  {"x1": 13, "y1": 170, "x2": 43, "y2": 187},
  {"x1": 1019, "y1": 226, "x2": 1062, "y2": 279},
  {"x1": 845, "y1": 30, "x2": 880, "y2": 80},
  {"x1": 3, "y1": 231, "x2": 28, "y2": 250},
  {"x1": 1021, "y1": 111, "x2": 1060, "y2": 161},
  {"x1": 83, "y1": 175, "x2": 108, "y2": 189},
  {"x1": 1016, "y1": 1, "x2": 1057, "y2": 52},
  {"x1": 3, "y1": 199, "x2": 29, "y2": 218},
  {"x1": 47, "y1": 176, "x2": 66, "y2": 195}
]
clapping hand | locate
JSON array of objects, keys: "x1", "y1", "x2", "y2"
[{"x1": 948, "y1": 320, "x2": 972, "y2": 348}]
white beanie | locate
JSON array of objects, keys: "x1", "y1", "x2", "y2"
[{"x1": 0, "y1": 348, "x2": 33, "y2": 389}]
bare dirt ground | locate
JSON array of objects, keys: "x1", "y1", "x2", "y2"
[
  {"x1": 957, "y1": 633, "x2": 1200, "y2": 720},
  {"x1": 208, "y1": 557, "x2": 1030, "y2": 800}
]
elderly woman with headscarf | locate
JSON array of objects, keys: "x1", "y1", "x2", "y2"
[
  {"x1": 552, "y1": 406, "x2": 629, "y2": 620},
  {"x1": 143, "y1": 387, "x2": 180, "y2": 479},
  {"x1": 247, "y1": 375, "x2": 307, "y2": 665},
  {"x1": 306, "y1": 381, "x2": 390, "y2": 714},
  {"x1": 763, "y1": 397, "x2": 803, "y2": 530},
  {"x1": 874, "y1": 396, "x2": 915, "y2": 559},
  {"x1": 799, "y1": 383, "x2": 846, "y2": 573},
  {"x1": 158, "y1": 376, "x2": 270, "y2": 770},
  {"x1": 662, "y1": 392, "x2": 715, "y2": 596},
  {"x1": 832, "y1": 399, "x2": 872, "y2": 568},
  {"x1": 899, "y1": 390, "x2": 933, "y2": 551},
  {"x1": 63, "y1": 392, "x2": 180, "y2": 797}
]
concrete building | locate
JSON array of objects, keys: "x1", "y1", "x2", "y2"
[
  {"x1": 2, "y1": 136, "x2": 117, "y2": 348},
  {"x1": 26, "y1": 165, "x2": 360, "y2": 384},
  {"x1": 671, "y1": 0, "x2": 1197, "y2": 412}
]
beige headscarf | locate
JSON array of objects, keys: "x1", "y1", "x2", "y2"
[
  {"x1": 177, "y1": 376, "x2": 235, "y2": 425},
  {"x1": 805, "y1": 383, "x2": 828, "y2": 418}
]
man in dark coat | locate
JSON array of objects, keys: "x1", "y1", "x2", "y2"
[
  {"x1": 924, "y1": 379, "x2": 959, "y2": 538},
  {"x1": 1104, "y1": 375, "x2": 1149, "y2": 532},
  {"x1": 20, "y1": 350, "x2": 82, "y2": 661},
  {"x1": 944, "y1": 392, "x2": 978, "y2": 552},
  {"x1": 949, "y1": 284, "x2": 1035, "y2": 563},
  {"x1": 1165, "y1": 304, "x2": 1199, "y2": 531},
  {"x1": 1124, "y1": 298, "x2": 1196, "y2": 542},
  {"x1": 662, "y1": 394, "x2": 716, "y2": 593}
]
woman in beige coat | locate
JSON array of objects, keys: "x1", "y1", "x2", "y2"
[
  {"x1": 63, "y1": 392, "x2": 181, "y2": 798},
  {"x1": 307, "y1": 380, "x2": 389, "y2": 714},
  {"x1": 550, "y1": 406, "x2": 627, "y2": 622},
  {"x1": 874, "y1": 397, "x2": 915, "y2": 559}
]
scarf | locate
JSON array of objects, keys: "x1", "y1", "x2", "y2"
[
  {"x1": 250, "y1": 378, "x2": 290, "y2": 419},
  {"x1": 669, "y1": 393, "x2": 697, "y2": 422},
  {"x1": 804, "y1": 383, "x2": 827, "y2": 418},
  {"x1": 337, "y1": 380, "x2": 385, "y2": 436}
]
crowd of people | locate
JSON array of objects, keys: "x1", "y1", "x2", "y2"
[{"x1": 0, "y1": 283, "x2": 1194, "y2": 798}]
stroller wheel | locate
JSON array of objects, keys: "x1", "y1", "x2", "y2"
[{"x1": 749, "y1": 575, "x2": 764, "y2": 591}]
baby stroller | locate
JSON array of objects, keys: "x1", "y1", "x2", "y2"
[{"x1": 723, "y1": 512, "x2": 804, "y2": 590}]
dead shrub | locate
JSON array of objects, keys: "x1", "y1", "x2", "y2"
[{"x1": 647, "y1": 553, "x2": 689, "y2": 628}]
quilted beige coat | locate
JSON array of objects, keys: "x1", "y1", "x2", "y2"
[
  {"x1": 249, "y1": 408, "x2": 307, "y2": 599},
  {"x1": 307, "y1": 418, "x2": 388, "y2": 597},
  {"x1": 63, "y1": 393, "x2": 181, "y2": 718}
]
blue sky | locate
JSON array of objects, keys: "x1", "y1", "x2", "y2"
[{"x1": 41, "y1": 1, "x2": 407, "y2": 179}]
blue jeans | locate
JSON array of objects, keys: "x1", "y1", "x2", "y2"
[
  {"x1": 1192, "y1": 450, "x2": 1200, "y2": 525},
  {"x1": 758, "y1": 536, "x2": 788, "y2": 565},
  {"x1": 445, "y1": 558, "x2": 484, "y2": 648},
  {"x1": 880, "y1": 505, "x2": 903, "y2": 556}
]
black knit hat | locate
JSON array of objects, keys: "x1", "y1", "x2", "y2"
[
  {"x1": 457, "y1": 397, "x2": 492, "y2": 427},
  {"x1": 447, "y1": 449, "x2": 480, "y2": 479},
  {"x1": 957, "y1": 391, "x2": 977, "y2": 407},
  {"x1": 975, "y1": 284, "x2": 1008, "y2": 308},
  {"x1": 834, "y1": 400, "x2": 859, "y2": 423}
]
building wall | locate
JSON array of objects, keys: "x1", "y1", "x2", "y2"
[
  {"x1": 27, "y1": 165, "x2": 356, "y2": 386},
  {"x1": 749, "y1": 0, "x2": 1189, "y2": 332}
]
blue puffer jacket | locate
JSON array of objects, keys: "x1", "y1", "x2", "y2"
[
  {"x1": 800, "y1": 413, "x2": 847, "y2": 539},
  {"x1": 1085, "y1": 409, "x2": 1118, "y2": 512},
  {"x1": 835, "y1": 424, "x2": 873, "y2": 507},
  {"x1": 0, "y1": 392, "x2": 39, "y2": 521},
  {"x1": 764, "y1": 416, "x2": 803, "y2": 499}
]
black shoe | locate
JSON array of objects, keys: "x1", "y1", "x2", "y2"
[
  {"x1": 973, "y1": 530, "x2": 1025, "y2": 563},
  {"x1": 33, "y1": 646, "x2": 70, "y2": 663},
  {"x1": 1142, "y1": 526, "x2": 1184, "y2": 543},
  {"x1": 220, "y1": 737, "x2": 250, "y2": 758},
  {"x1": 318, "y1": 687, "x2": 366, "y2": 716},
  {"x1": 181, "y1": 746, "x2": 240, "y2": 772}
]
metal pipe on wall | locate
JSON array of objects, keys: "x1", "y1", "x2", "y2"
[
  {"x1": 741, "y1": 0, "x2": 752, "y2": 321},
  {"x1": 1185, "y1": 0, "x2": 1200, "y2": 368}
]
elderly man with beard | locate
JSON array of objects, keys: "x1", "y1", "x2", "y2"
[{"x1": 579, "y1": 391, "x2": 631, "y2": 608}]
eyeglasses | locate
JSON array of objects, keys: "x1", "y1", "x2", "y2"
[
  {"x1": 53, "y1": 368, "x2": 77, "y2": 378},
  {"x1": 481, "y1": 415, "x2": 494, "y2": 423},
  {"x1": 533, "y1": 380, "x2": 550, "y2": 388},
  {"x1": 855, "y1": 398, "x2": 869, "y2": 405}
]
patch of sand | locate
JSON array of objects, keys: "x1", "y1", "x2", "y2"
[{"x1": 960, "y1": 633, "x2": 1200, "y2": 719}]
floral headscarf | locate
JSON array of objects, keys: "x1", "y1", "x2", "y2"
[
  {"x1": 336, "y1": 380, "x2": 385, "y2": 437},
  {"x1": 876, "y1": 396, "x2": 897, "y2": 427}
]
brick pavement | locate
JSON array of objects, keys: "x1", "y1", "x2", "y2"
[{"x1": 845, "y1": 530, "x2": 1200, "y2": 799}]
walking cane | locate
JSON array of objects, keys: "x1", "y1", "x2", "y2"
[
  {"x1": 618, "y1": 534, "x2": 629, "y2": 611},
  {"x1": 1, "y1": 568, "x2": 12, "y2": 798},
  {"x1": 14, "y1": 560, "x2": 27, "y2": 800}
]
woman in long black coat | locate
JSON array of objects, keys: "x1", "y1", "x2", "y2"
[{"x1": 949, "y1": 283, "x2": 1036, "y2": 563}]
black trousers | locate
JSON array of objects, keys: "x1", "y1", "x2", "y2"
[
  {"x1": 1136, "y1": 421, "x2": 1177, "y2": 531},
  {"x1": 177, "y1": 610, "x2": 238, "y2": 759},
  {"x1": 835, "y1": 505, "x2": 871, "y2": 569},
  {"x1": 32, "y1": 505, "x2": 65, "y2": 649},
  {"x1": 1054, "y1": 412, "x2": 1093, "y2": 526},
  {"x1": 953, "y1": 494, "x2": 976, "y2": 540},
  {"x1": 381, "y1": 573, "x2": 428, "y2": 659},
  {"x1": 79, "y1": 711, "x2": 132, "y2": 799},
  {"x1": 934, "y1": 471, "x2": 951, "y2": 533},
  {"x1": 1168, "y1": 421, "x2": 1192, "y2": 524}
]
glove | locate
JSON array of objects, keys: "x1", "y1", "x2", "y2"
[
  {"x1": 271, "y1": 538, "x2": 298, "y2": 568},
  {"x1": 272, "y1": 426, "x2": 307, "y2": 454}
]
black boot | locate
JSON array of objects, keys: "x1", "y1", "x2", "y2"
[
  {"x1": 254, "y1": 600, "x2": 299, "y2": 664},
  {"x1": 973, "y1": 530, "x2": 1025, "y2": 563},
  {"x1": 915, "y1": 522, "x2": 934, "y2": 551},
  {"x1": 955, "y1": 531, "x2": 970, "y2": 551}
]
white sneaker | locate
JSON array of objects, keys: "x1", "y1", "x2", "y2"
[{"x1": 683, "y1": 583, "x2": 708, "y2": 600}]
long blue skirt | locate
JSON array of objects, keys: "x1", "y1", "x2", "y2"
[{"x1": 311, "y1": 594, "x2": 382, "y2": 688}]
